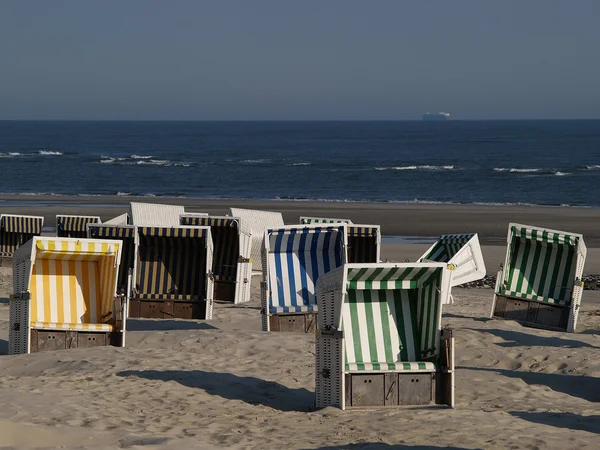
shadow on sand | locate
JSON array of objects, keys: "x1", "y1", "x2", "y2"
[
  {"x1": 467, "y1": 328, "x2": 598, "y2": 349},
  {"x1": 126, "y1": 320, "x2": 217, "y2": 332},
  {"x1": 0, "y1": 297, "x2": 9, "y2": 305},
  {"x1": 463, "y1": 366, "x2": 600, "y2": 403},
  {"x1": 304, "y1": 445, "x2": 481, "y2": 450},
  {"x1": 0, "y1": 339, "x2": 7, "y2": 355},
  {"x1": 510, "y1": 410, "x2": 600, "y2": 434},
  {"x1": 117, "y1": 369, "x2": 313, "y2": 412}
]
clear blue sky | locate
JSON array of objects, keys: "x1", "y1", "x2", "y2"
[{"x1": 1, "y1": 0, "x2": 598, "y2": 120}]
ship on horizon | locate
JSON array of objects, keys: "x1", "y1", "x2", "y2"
[{"x1": 423, "y1": 112, "x2": 450, "y2": 121}]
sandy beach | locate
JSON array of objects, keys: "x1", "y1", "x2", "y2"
[{"x1": 1, "y1": 197, "x2": 599, "y2": 449}]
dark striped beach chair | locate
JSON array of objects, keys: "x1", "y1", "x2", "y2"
[
  {"x1": 491, "y1": 223, "x2": 586, "y2": 332},
  {"x1": 180, "y1": 214, "x2": 252, "y2": 304},
  {"x1": 0, "y1": 214, "x2": 44, "y2": 259},
  {"x1": 9, "y1": 237, "x2": 126, "y2": 354},
  {"x1": 230, "y1": 207, "x2": 284, "y2": 273},
  {"x1": 418, "y1": 233, "x2": 486, "y2": 297},
  {"x1": 56, "y1": 215, "x2": 100, "y2": 238},
  {"x1": 129, "y1": 226, "x2": 214, "y2": 320},
  {"x1": 315, "y1": 263, "x2": 455, "y2": 409},
  {"x1": 300, "y1": 217, "x2": 353, "y2": 225},
  {"x1": 347, "y1": 225, "x2": 381, "y2": 263},
  {"x1": 261, "y1": 224, "x2": 347, "y2": 332},
  {"x1": 87, "y1": 223, "x2": 136, "y2": 297}
]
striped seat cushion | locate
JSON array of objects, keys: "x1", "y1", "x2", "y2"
[
  {"x1": 345, "y1": 362, "x2": 437, "y2": 372},
  {"x1": 269, "y1": 304, "x2": 318, "y2": 314},
  {"x1": 30, "y1": 322, "x2": 114, "y2": 332}
]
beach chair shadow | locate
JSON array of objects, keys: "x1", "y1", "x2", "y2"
[
  {"x1": 0, "y1": 296, "x2": 8, "y2": 305},
  {"x1": 510, "y1": 411, "x2": 600, "y2": 434},
  {"x1": 462, "y1": 367, "x2": 600, "y2": 403},
  {"x1": 0, "y1": 339, "x2": 7, "y2": 355},
  {"x1": 126, "y1": 320, "x2": 217, "y2": 332},
  {"x1": 305, "y1": 445, "x2": 480, "y2": 450},
  {"x1": 443, "y1": 312, "x2": 490, "y2": 322},
  {"x1": 117, "y1": 370, "x2": 313, "y2": 412},
  {"x1": 469, "y1": 327, "x2": 598, "y2": 349}
]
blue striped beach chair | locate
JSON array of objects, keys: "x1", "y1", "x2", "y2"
[
  {"x1": 230, "y1": 207, "x2": 284, "y2": 273},
  {"x1": 300, "y1": 217, "x2": 353, "y2": 224},
  {"x1": 180, "y1": 214, "x2": 252, "y2": 304},
  {"x1": 491, "y1": 223, "x2": 586, "y2": 332},
  {"x1": 129, "y1": 226, "x2": 214, "y2": 320},
  {"x1": 56, "y1": 215, "x2": 100, "y2": 238},
  {"x1": 0, "y1": 214, "x2": 44, "y2": 258},
  {"x1": 261, "y1": 224, "x2": 347, "y2": 332},
  {"x1": 87, "y1": 223, "x2": 136, "y2": 297},
  {"x1": 9, "y1": 237, "x2": 126, "y2": 354},
  {"x1": 315, "y1": 263, "x2": 455, "y2": 409},
  {"x1": 418, "y1": 233, "x2": 486, "y2": 301},
  {"x1": 347, "y1": 225, "x2": 381, "y2": 263}
]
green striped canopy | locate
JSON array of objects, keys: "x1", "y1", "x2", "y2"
[{"x1": 421, "y1": 233, "x2": 474, "y2": 263}]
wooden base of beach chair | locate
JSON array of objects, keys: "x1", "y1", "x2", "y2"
[
  {"x1": 269, "y1": 313, "x2": 316, "y2": 333},
  {"x1": 344, "y1": 372, "x2": 437, "y2": 407},
  {"x1": 29, "y1": 329, "x2": 122, "y2": 353},
  {"x1": 214, "y1": 281, "x2": 235, "y2": 303},
  {"x1": 128, "y1": 299, "x2": 207, "y2": 320},
  {"x1": 493, "y1": 295, "x2": 569, "y2": 331}
]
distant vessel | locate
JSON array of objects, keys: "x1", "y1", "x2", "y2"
[{"x1": 423, "y1": 112, "x2": 450, "y2": 121}]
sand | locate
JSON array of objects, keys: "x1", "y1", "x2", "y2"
[{"x1": 1, "y1": 199, "x2": 600, "y2": 449}]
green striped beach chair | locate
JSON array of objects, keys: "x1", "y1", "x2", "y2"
[
  {"x1": 180, "y1": 214, "x2": 253, "y2": 304},
  {"x1": 491, "y1": 223, "x2": 586, "y2": 332},
  {"x1": 299, "y1": 217, "x2": 353, "y2": 225},
  {"x1": 418, "y1": 233, "x2": 486, "y2": 300},
  {"x1": 128, "y1": 226, "x2": 214, "y2": 320},
  {"x1": 0, "y1": 214, "x2": 44, "y2": 259},
  {"x1": 315, "y1": 263, "x2": 455, "y2": 409},
  {"x1": 56, "y1": 215, "x2": 100, "y2": 239}
]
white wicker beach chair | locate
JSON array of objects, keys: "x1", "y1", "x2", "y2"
[
  {"x1": 315, "y1": 262, "x2": 455, "y2": 409},
  {"x1": 261, "y1": 224, "x2": 347, "y2": 332},
  {"x1": 180, "y1": 214, "x2": 252, "y2": 304},
  {"x1": 491, "y1": 223, "x2": 586, "y2": 332},
  {"x1": 103, "y1": 213, "x2": 130, "y2": 225},
  {"x1": 129, "y1": 202, "x2": 185, "y2": 227},
  {"x1": 9, "y1": 237, "x2": 126, "y2": 354}
]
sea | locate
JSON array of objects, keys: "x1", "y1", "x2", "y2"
[{"x1": 0, "y1": 120, "x2": 599, "y2": 207}]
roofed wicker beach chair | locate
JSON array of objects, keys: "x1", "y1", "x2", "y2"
[
  {"x1": 129, "y1": 202, "x2": 185, "y2": 227},
  {"x1": 418, "y1": 233, "x2": 486, "y2": 303},
  {"x1": 9, "y1": 237, "x2": 126, "y2": 354},
  {"x1": 315, "y1": 263, "x2": 455, "y2": 409},
  {"x1": 491, "y1": 223, "x2": 586, "y2": 332},
  {"x1": 347, "y1": 225, "x2": 381, "y2": 263},
  {"x1": 128, "y1": 226, "x2": 214, "y2": 320},
  {"x1": 56, "y1": 215, "x2": 100, "y2": 238},
  {"x1": 0, "y1": 214, "x2": 44, "y2": 261},
  {"x1": 103, "y1": 213, "x2": 130, "y2": 225},
  {"x1": 300, "y1": 217, "x2": 353, "y2": 224},
  {"x1": 87, "y1": 223, "x2": 136, "y2": 297},
  {"x1": 261, "y1": 224, "x2": 347, "y2": 332},
  {"x1": 230, "y1": 207, "x2": 284, "y2": 273},
  {"x1": 180, "y1": 214, "x2": 252, "y2": 304}
]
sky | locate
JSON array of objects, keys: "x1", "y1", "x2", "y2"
[{"x1": 0, "y1": 0, "x2": 599, "y2": 120}]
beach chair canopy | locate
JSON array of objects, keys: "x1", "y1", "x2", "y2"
[
  {"x1": 0, "y1": 214, "x2": 44, "y2": 257},
  {"x1": 264, "y1": 224, "x2": 347, "y2": 313},
  {"x1": 88, "y1": 224, "x2": 136, "y2": 294},
  {"x1": 130, "y1": 202, "x2": 185, "y2": 227},
  {"x1": 135, "y1": 226, "x2": 212, "y2": 300},
  {"x1": 56, "y1": 215, "x2": 100, "y2": 238},
  {"x1": 104, "y1": 213, "x2": 130, "y2": 225},
  {"x1": 319, "y1": 263, "x2": 450, "y2": 372},
  {"x1": 230, "y1": 207, "x2": 284, "y2": 271},
  {"x1": 418, "y1": 233, "x2": 486, "y2": 287},
  {"x1": 13, "y1": 237, "x2": 122, "y2": 331},
  {"x1": 497, "y1": 224, "x2": 586, "y2": 307},
  {"x1": 347, "y1": 225, "x2": 380, "y2": 264},
  {"x1": 300, "y1": 217, "x2": 353, "y2": 224}
]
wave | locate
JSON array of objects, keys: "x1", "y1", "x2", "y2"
[
  {"x1": 130, "y1": 154, "x2": 153, "y2": 159},
  {"x1": 584, "y1": 165, "x2": 600, "y2": 170},
  {"x1": 38, "y1": 150, "x2": 63, "y2": 156},
  {"x1": 375, "y1": 165, "x2": 455, "y2": 171},
  {"x1": 241, "y1": 159, "x2": 270, "y2": 164},
  {"x1": 494, "y1": 167, "x2": 571, "y2": 176},
  {"x1": 290, "y1": 162, "x2": 311, "y2": 166}
]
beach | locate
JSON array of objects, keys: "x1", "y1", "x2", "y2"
[{"x1": 1, "y1": 197, "x2": 600, "y2": 449}]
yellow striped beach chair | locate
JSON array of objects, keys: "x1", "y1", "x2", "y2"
[
  {"x1": 491, "y1": 223, "x2": 586, "y2": 332},
  {"x1": 315, "y1": 263, "x2": 455, "y2": 409},
  {"x1": 0, "y1": 214, "x2": 44, "y2": 258},
  {"x1": 9, "y1": 237, "x2": 126, "y2": 354},
  {"x1": 180, "y1": 214, "x2": 252, "y2": 304},
  {"x1": 56, "y1": 215, "x2": 100, "y2": 238},
  {"x1": 128, "y1": 226, "x2": 214, "y2": 320}
]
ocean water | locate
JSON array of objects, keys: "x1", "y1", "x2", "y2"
[{"x1": 0, "y1": 120, "x2": 599, "y2": 206}]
